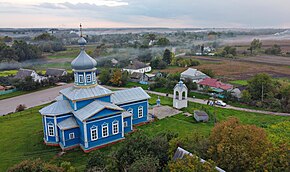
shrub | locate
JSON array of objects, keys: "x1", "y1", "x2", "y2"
[{"x1": 15, "y1": 104, "x2": 26, "y2": 112}]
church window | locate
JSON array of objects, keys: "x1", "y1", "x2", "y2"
[
  {"x1": 79, "y1": 75, "x2": 84, "y2": 83},
  {"x1": 102, "y1": 123, "x2": 109, "y2": 137},
  {"x1": 127, "y1": 108, "x2": 133, "y2": 114},
  {"x1": 91, "y1": 126, "x2": 98, "y2": 141},
  {"x1": 124, "y1": 121, "x2": 128, "y2": 127},
  {"x1": 138, "y1": 106, "x2": 143, "y2": 118},
  {"x1": 48, "y1": 123, "x2": 54, "y2": 136},
  {"x1": 112, "y1": 121, "x2": 119, "y2": 134},
  {"x1": 87, "y1": 74, "x2": 91, "y2": 82},
  {"x1": 69, "y1": 133, "x2": 75, "y2": 139}
]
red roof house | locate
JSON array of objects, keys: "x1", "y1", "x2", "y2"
[{"x1": 198, "y1": 78, "x2": 233, "y2": 91}]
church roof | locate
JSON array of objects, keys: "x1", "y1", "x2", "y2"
[
  {"x1": 71, "y1": 50, "x2": 97, "y2": 70},
  {"x1": 122, "y1": 111, "x2": 133, "y2": 118},
  {"x1": 60, "y1": 85, "x2": 113, "y2": 101},
  {"x1": 74, "y1": 100, "x2": 124, "y2": 121},
  {"x1": 112, "y1": 87, "x2": 150, "y2": 105},
  {"x1": 57, "y1": 117, "x2": 79, "y2": 130},
  {"x1": 39, "y1": 100, "x2": 72, "y2": 116}
]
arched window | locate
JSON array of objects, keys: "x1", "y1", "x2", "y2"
[
  {"x1": 182, "y1": 91, "x2": 186, "y2": 100},
  {"x1": 86, "y1": 74, "x2": 92, "y2": 83},
  {"x1": 102, "y1": 123, "x2": 109, "y2": 137},
  {"x1": 138, "y1": 106, "x2": 143, "y2": 118},
  {"x1": 47, "y1": 123, "x2": 54, "y2": 136},
  {"x1": 91, "y1": 126, "x2": 98, "y2": 141},
  {"x1": 175, "y1": 91, "x2": 179, "y2": 99},
  {"x1": 112, "y1": 121, "x2": 119, "y2": 135},
  {"x1": 127, "y1": 108, "x2": 133, "y2": 114}
]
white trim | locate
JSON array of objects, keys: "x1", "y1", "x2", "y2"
[
  {"x1": 102, "y1": 123, "x2": 109, "y2": 138},
  {"x1": 69, "y1": 132, "x2": 75, "y2": 140},
  {"x1": 74, "y1": 73, "x2": 78, "y2": 83},
  {"x1": 57, "y1": 114, "x2": 72, "y2": 119},
  {"x1": 138, "y1": 106, "x2": 143, "y2": 118},
  {"x1": 54, "y1": 116, "x2": 58, "y2": 141},
  {"x1": 74, "y1": 102, "x2": 77, "y2": 111},
  {"x1": 62, "y1": 130, "x2": 65, "y2": 146},
  {"x1": 131, "y1": 116, "x2": 133, "y2": 131},
  {"x1": 84, "y1": 121, "x2": 88, "y2": 148},
  {"x1": 123, "y1": 121, "x2": 128, "y2": 127},
  {"x1": 44, "y1": 116, "x2": 48, "y2": 140},
  {"x1": 112, "y1": 121, "x2": 119, "y2": 135},
  {"x1": 84, "y1": 72, "x2": 86, "y2": 85},
  {"x1": 90, "y1": 125, "x2": 98, "y2": 141}
]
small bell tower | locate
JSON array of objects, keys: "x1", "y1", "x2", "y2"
[{"x1": 173, "y1": 81, "x2": 188, "y2": 109}]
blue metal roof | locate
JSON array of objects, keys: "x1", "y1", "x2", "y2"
[
  {"x1": 74, "y1": 100, "x2": 124, "y2": 121},
  {"x1": 112, "y1": 87, "x2": 151, "y2": 105},
  {"x1": 60, "y1": 85, "x2": 113, "y2": 101},
  {"x1": 39, "y1": 100, "x2": 72, "y2": 116},
  {"x1": 57, "y1": 117, "x2": 79, "y2": 130}
]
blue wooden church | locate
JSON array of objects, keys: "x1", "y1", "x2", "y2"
[{"x1": 39, "y1": 34, "x2": 150, "y2": 152}]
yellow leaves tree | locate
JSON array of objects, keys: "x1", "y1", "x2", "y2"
[{"x1": 207, "y1": 117, "x2": 270, "y2": 171}]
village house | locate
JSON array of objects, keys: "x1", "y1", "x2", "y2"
[
  {"x1": 180, "y1": 68, "x2": 209, "y2": 83},
  {"x1": 111, "y1": 58, "x2": 118, "y2": 66},
  {"x1": 39, "y1": 35, "x2": 150, "y2": 152},
  {"x1": 45, "y1": 68, "x2": 67, "y2": 77},
  {"x1": 197, "y1": 78, "x2": 233, "y2": 93},
  {"x1": 123, "y1": 60, "x2": 151, "y2": 74},
  {"x1": 15, "y1": 68, "x2": 47, "y2": 83}
]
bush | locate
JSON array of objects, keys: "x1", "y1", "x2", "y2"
[{"x1": 15, "y1": 104, "x2": 26, "y2": 112}]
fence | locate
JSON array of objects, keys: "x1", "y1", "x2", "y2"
[{"x1": 0, "y1": 88, "x2": 17, "y2": 95}]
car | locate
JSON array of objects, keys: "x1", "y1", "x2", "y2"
[{"x1": 215, "y1": 100, "x2": 227, "y2": 107}]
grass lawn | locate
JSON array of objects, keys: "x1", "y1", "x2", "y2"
[
  {"x1": 229, "y1": 80, "x2": 248, "y2": 86},
  {"x1": 0, "y1": 90, "x2": 29, "y2": 100},
  {"x1": 0, "y1": 70, "x2": 18, "y2": 77},
  {"x1": 0, "y1": 94, "x2": 289, "y2": 171}
]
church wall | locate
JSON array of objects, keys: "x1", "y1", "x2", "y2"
[
  {"x1": 45, "y1": 116, "x2": 57, "y2": 143},
  {"x1": 62, "y1": 128, "x2": 80, "y2": 148},
  {"x1": 123, "y1": 116, "x2": 133, "y2": 133},
  {"x1": 85, "y1": 114, "x2": 123, "y2": 150},
  {"x1": 75, "y1": 118, "x2": 85, "y2": 146},
  {"x1": 119, "y1": 100, "x2": 148, "y2": 125},
  {"x1": 76, "y1": 96, "x2": 111, "y2": 110}
]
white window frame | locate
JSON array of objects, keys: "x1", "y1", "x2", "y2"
[
  {"x1": 91, "y1": 126, "x2": 98, "y2": 141},
  {"x1": 86, "y1": 74, "x2": 92, "y2": 83},
  {"x1": 69, "y1": 132, "x2": 75, "y2": 140},
  {"x1": 138, "y1": 106, "x2": 143, "y2": 118},
  {"x1": 93, "y1": 72, "x2": 96, "y2": 82},
  {"x1": 127, "y1": 108, "x2": 133, "y2": 114},
  {"x1": 48, "y1": 123, "x2": 54, "y2": 136},
  {"x1": 123, "y1": 121, "x2": 128, "y2": 127},
  {"x1": 79, "y1": 75, "x2": 84, "y2": 83},
  {"x1": 112, "y1": 121, "x2": 119, "y2": 135},
  {"x1": 102, "y1": 123, "x2": 109, "y2": 138}
]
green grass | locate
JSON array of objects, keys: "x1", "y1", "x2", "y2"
[
  {"x1": 0, "y1": 70, "x2": 18, "y2": 77},
  {"x1": 0, "y1": 94, "x2": 289, "y2": 171},
  {"x1": 0, "y1": 90, "x2": 29, "y2": 100},
  {"x1": 124, "y1": 82, "x2": 148, "y2": 90},
  {"x1": 229, "y1": 80, "x2": 248, "y2": 86}
]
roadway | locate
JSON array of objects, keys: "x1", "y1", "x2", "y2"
[{"x1": 0, "y1": 84, "x2": 289, "y2": 117}]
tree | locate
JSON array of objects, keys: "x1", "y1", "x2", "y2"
[
  {"x1": 12, "y1": 40, "x2": 42, "y2": 61},
  {"x1": 156, "y1": 37, "x2": 170, "y2": 46},
  {"x1": 150, "y1": 58, "x2": 167, "y2": 69},
  {"x1": 138, "y1": 51, "x2": 153, "y2": 63},
  {"x1": 249, "y1": 39, "x2": 262, "y2": 54},
  {"x1": 8, "y1": 159, "x2": 65, "y2": 172},
  {"x1": 207, "y1": 118, "x2": 270, "y2": 171},
  {"x1": 163, "y1": 49, "x2": 172, "y2": 64},
  {"x1": 247, "y1": 73, "x2": 275, "y2": 101},
  {"x1": 99, "y1": 69, "x2": 111, "y2": 85},
  {"x1": 86, "y1": 151, "x2": 108, "y2": 172},
  {"x1": 34, "y1": 32, "x2": 56, "y2": 41},
  {"x1": 265, "y1": 44, "x2": 281, "y2": 55},
  {"x1": 280, "y1": 86, "x2": 290, "y2": 112},
  {"x1": 221, "y1": 46, "x2": 237, "y2": 57},
  {"x1": 128, "y1": 155, "x2": 160, "y2": 172},
  {"x1": 169, "y1": 155, "x2": 218, "y2": 172},
  {"x1": 201, "y1": 69, "x2": 215, "y2": 78}
]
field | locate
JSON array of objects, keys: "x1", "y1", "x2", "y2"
[{"x1": 0, "y1": 94, "x2": 289, "y2": 171}]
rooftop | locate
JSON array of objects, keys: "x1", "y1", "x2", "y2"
[
  {"x1": 57, "y1": 117, "x2": 79, "y2": 130},
  {"x1": 198, "y1": 78, "x2": 233, "y2": 91},
  {"x1": 39, "y1": 100, "x2": 72, "y2": 116},
  {"x1": 112, "y1": 87, "x2": 150, "y2": 105},
  {"x1": 124, "y1": 61, "x2": 149, "y2": 70}
]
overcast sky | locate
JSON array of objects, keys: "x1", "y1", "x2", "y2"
[{"x1": 0, "y1": 0, "x2": 290, "y2": 28}]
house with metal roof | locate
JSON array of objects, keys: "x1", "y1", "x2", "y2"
[
  {"x1": 39, "y1": 32, "x2": 150, "y2": 152},
  {"x1": 15, "y1": 68, "x2": 47, "y2": 83},
  {"x1": 123, "y1": 60, "x2": 151, "y2": 74},
  {"x1": 180, "y1": 68, "x2": 209, "y2": 83},
  {"x1": 45, "y1": 68, "x2": 67, "y2": 77}
]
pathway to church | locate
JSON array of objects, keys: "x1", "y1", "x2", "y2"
[{"x1": 0, "y1": 84, "x2": 289, "y2": 117}]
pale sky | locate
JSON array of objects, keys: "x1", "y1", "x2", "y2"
[{"x1": 1, "y1": 0, "x2": 290, "y2": 28}]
